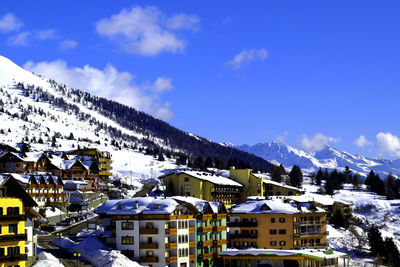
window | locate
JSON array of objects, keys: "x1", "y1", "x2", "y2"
[
  {"x1": 270, "y1": 241, "x2": 276, "y2": 246},
  {"x1": 310, "y1": 239, "x2": 314, "y2": 246},
  {"x1": 251, "y1": 242, "x2": 257, "y2": 247},
  {"x1": 316, "y1": 238, "x2": 321, "y2": 245},
  {"x1": 279, "y1": 229, "x2": 286, "y2": 234},
  {"x1": 269, "y1": 229, "x2": 277, "y2": 235},
  {"x1": 271, "y1": 218, "x2": 275, "y2": 223},
  {"x1": 9, "y1": 223, "x2": 17, "y2": 234},
  {"x1": 184, "y1": 177, "x2": 189, "y2": 182},
  {"x1": 279, "y1": 217, "x2": 285, "y2": 223},
  {"x1": 0, "y1": 247, "x2": 4, "y2": 256},
  {"x1": 280, "y1": 241, "x2": 286, "y2": 246},
  {"x1": 251, "y1": 218, "x2": 257, "y2": 223},
  {"x1": 243, "y1": 241, "x2": 248, "y2": 247},
  {"x1": 121, "y1": 236, "x2": 134, "y2": 244},
  {"x1": 0, "y1": 207, "x2": 2, "y2": 215},
  {"x1": 184, "y1": 185, "x2": 190, "y2": 189},
  {"x1": 121, "y1": 222, "x2": 134, "y2": 230},
  {"x1": 316, "y1": 216, "x2": 320, "y2": 223}
]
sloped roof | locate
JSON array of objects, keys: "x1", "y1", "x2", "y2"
[{"x1": 161, "y1": 170, "x2": 243, "y2": 187}]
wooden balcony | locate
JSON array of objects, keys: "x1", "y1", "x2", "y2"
[
  {"x1": 189, "y1": 241, "x2": 196, "y2": 247},
  {"x1": 198, "y1": 226, "x2": 213, "y2": 232},
  {"x1": 189, "y1": 227, "x2": 195, "y2": 233},
  {"x1": 140, "y1": 256, "x2": 158, "y2": 262},
  {"x1": 165, "y1": 228, "x2": 177, "y2": 234},
  {"x1": 213, "y1": 239, "x2": 227, "y2": 246},
  {"x1": 0, "y1": 233, "x2": 27, "y2": 242},
  {"x1": 201, "y1": 214, "x2": 213, "y2": 220},
  {"x1": 0, "y1": 214, "x2": 26, "y2": 222},
  {"x1": 140, "y1": 243, "x2": 158, "y2": 249},
  {"x1": 166, "y1": 256, "x2": 177, "y2": 263},
  {"x1": 213, "y1": 225, "x2": 227, "y2": 232},
  {"x1": 189, "y1": 254, "x2": 196, "y2": 261},
  {"x1": 198, "y1": 253, "x2": 213, "y2": 260},
  {"x1": 165, "y1": 242, "x2": 177, "y2": 249},
  {"x1": 139, "y1": 228, "x2": 158, "y2": 234},
  {"x1": 0, "y1": 253, "x2": 27, "y2": 262},
  {"x1": 198, "y1": 240, "x2": 213, "y2": 246}
]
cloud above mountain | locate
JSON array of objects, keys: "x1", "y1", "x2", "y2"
[
  {"x1": 24, "y1": 60, "x2": 173, "y2": 120},
  {"x1": 376, "y1": 132, "x2": 400, "y2": 158},
  {"x1": 96, "y1": 6, "x2": 199, "y2": 56},
  {"x1": 299, "y1": 133, "x2": 340, "y2": 152}
]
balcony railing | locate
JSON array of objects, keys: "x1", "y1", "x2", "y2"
[
  {"x1": 140, "y1": 243, "x2": 158, "y2": 249},
  {"x1": 198, "y1": 240, "x2": 213, "y2": 247},
  {"x1": 140, "y1": 256, "x2": 158, "y2": 262},
  {"x1": 294, "y1": 243, "x2": 328, "y2": 249},
  {"x1": 189, "y1": 227, "x2": 195, "y2": 233},
  {"x1": 0, "y1": 214, "x2": 26, "y2": 222},
  {"x1": 213, "y1": 239, "x2": 227, "y2": 246},
  {"x1": 0, "y1": 253, "x2": 27, "y2": 262},
  {"x1": 189, "y1": 254, "x2": 196, "y2": 261},
  {"x1": 294, "y1": 221, "x2": 326, "y2": 226},
  {"x1": 165, "y1": 242, "x2": 177, "y2": 249},
  {"x1": 0, "y1": 233, "x2": 27, "y2": 242},
  {"x1": 213, "y1": 225, "x2": 227, "y2": 232},
  {"x1": 166, "y1": 256, "x2": 177, "y2": 263},
  {"x1": 198, "y1": 226, "x2": 213, "y2": 232},
  {"x1": 198, "y1": 253, "x2": 213, "y2": 260},
  {"x1": 139, "y1": 228, "x2": 158, "y2": 234},
  {"x1": 228, "y1": 222, "x2": 257, "y2": 227},
  {"x1": 294, "y1": 231, "x2": 329, "y2": 238},
  {"x1": 165, "y1": 228, "x2": 177, "y2": 234},
  {"x1": 189, "y1": 241, "x2": 196, "y2": 247}
]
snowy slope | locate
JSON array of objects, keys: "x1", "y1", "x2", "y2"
[{"x1": 237, "y1": 141, "x2": 400, "y2": 177}]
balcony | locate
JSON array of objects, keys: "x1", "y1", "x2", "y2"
[
  {"x1": 294, "y1": 221, "x2": 327, "y2": 226},
  {"x1": 0, "y1": 253, "x2": 27, "y2": 262},
  {"x1": 198, "y1": 226, "x2": 213, "y2": 232},
  {"x1": 140, "y1": 256, "x2": 158, "y2": 262},
  {"x1": 228, "y1": 221, "x2": 257, "y2": 227},
  {"x1": 198, "y1": 253, "x2": 213, "y2": 260},
  {"x1": 166, "y1": 256, "x2": 177, "y2": 263},
  {"x1": 213, "y1": 239, "x2": 227, "y2": 246},
  {"x1": 140, "y1": 243, "x2": 158, "y2": 249},
  {"x1": 294, "y1": 243, "x2": 328, "y2": 249},
  {"x1": 189, "y1": 241, "x2": 196, "y2": 247},
  {"x1": 213, "y1": 225, "x2": 227, "y2": 232},
  {"x1": 165, "y1": 242, "x2": 177, "y2": 249},
  {"x1": 165, "y1": 228, "x2": 177, "y2": 234},
  {"x1": 189, "y1": 227, "x2": 195, "y2": 233},
  {"x1": 201, "y1": 214, "x2": 213, "y2": 220},
  {"x1": 213, "y1": 252, "x2": 221, "y2": 258},
  {"x1": 189, "y1": 254, "x2": 196, "y2": 261},
  {"x1": 198, "y1": 240, "x2": 213, "y2": 246},
  {"x1": 0, "y1": 233, "x2": 27, "y2": 242},
  {"x1": 139, "y1": 228, "x2": 158, "y2": 234},
  {"x1": 0, "y1": 214, "x2": 26, "y2": 222},
  {"x1": 294, "y1": 231, "x2": 329, "y2": 238}
]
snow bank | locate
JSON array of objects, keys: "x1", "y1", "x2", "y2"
[{"x1": 32, "y1": 251, "x2": 65, "y2": 267}]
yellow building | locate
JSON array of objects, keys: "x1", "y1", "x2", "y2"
[
  {"x1": 229, "y1": 198, "x2": 328, "y2": 250},
  {"x1": 0, "y1": 175, "x2": 37, "y2": 267},
  {"x1": 160, "y1": 171, "x2": 243, "y2": 206},
  {"x1": 229, "y1": 167, "x2": 303, "y2": 201}
]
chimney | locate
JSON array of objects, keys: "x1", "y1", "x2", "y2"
[{"x1": 135, "y1": 201, "x2": 139, "y2": 209}]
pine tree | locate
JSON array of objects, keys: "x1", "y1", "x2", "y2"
[
  {"x1": 324, "y1": 173, "x2": 335, "y2": 195},
  {"x1": 385, "y1": 174, "x2": 399, "y2": 200},
  {"x1": 289, "y1": 165, "x2": 303, "y2": 188},
  {"x1": 343, "y1": 166, "x2": 352, "y2": 183},
  {"x1": 368, "y1": 225, "x2": 385, "y2": 258},
  {"x1": 316, "y1": 167, "x2": 323, "y2": 185}
]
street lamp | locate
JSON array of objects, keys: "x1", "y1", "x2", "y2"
[
  {"x1": 73, "y1": 252, "x2": 81, "y2": 267},
  {"x1": 56, "y1": 232, "x2": 62, "y2": 248}
]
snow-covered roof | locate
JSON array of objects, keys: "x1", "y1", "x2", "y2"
[
  {"x1": 96, "y1": 197, "x2": 183, "y2": 215},
  {"x1": 9, "y1": 173, "x2": 62, "y2": 185},
  {"x1": 252, "y1": 173, "x2": 303, "y2": 192},
  {"x1": 219, "y1": 248, "x2": 348, "y2": 260},
  {"x1": 22, "y1": 152, "x2": 44, "y2": 162},
  {"x1": 172, "y1": 195, "x2": 223, "y2": 213},
  {"x1": 231, "y1": 199, "x2": 299, "y2": 214},
  {"x1": 163, "y1": 170, "x2": 243, "y2": 187},
  {"x1": 286, "y1": 193, "x2": 351, "y2": 206}
]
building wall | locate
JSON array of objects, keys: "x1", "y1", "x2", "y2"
[
  {"x1": 0, "y1": 197, "x2": 27, "y2": 267},
  {"x1": 115, "y1": 220, "x2": 140, "y2": 258},
  {"x1": 263, "y1": 184, "x2": 301, "y2": 196}
]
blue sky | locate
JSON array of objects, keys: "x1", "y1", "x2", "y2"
[{"x1": 1, "y1": 1, "x2": 400, "y2": 158}]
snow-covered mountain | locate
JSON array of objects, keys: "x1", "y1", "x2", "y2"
[
  {"x1": 0, "y1": 55, "x2": 270, "y2": 181},
  {"x1": 237, "y1": 141, "x2": 400, "y2": 177}
]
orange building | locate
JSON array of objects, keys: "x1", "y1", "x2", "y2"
[{"x1": 229, "y1": 198, "x2": 328, "y2": 250}]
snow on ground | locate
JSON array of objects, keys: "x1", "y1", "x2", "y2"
[
  {"x1": 32, "y1": 251, "x2": 65, "y2": 267},
  {"x1": 51, "y1": 235, "x2": 143, "y2": 267}
]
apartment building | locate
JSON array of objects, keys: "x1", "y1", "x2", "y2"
[
  {"x1": 160, "y1": 171, "x2": 243, "y2": 207},
  {"x1": 96, "y1": 197, "x2": 197, "y2": 267},
  {"x1": 0, "y1": 175, "x2": 38, "y2": 267},
  {"x1": 172, "y1": 196, "x2": 228, "y2": 267},
  {"x1": 229, "y1": 198, "x2": 328, "y2": 250}
]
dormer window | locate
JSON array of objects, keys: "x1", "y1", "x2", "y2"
[{"x1": 154, "y1": 204, "x2": 161, "y2": 209}]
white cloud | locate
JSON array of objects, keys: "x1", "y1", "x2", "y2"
[
  {"x1": 23, "y1": 60, "x2": 173, "y2": 120},
  {"x1": 275, "y1": 131, "x2": 288, "y2": 144},
  {"x1": 166, "y1": 14, "x2": 199, "y2": 31},
  {"x1": 0, "y1": 13, "x2": 23, "y2": 33},
  {"x1": 226, "y1": 49, "x2": 268, "y2": 70},
  {"x1": 152, "y1": 77, "x2": 173, "y2": 92},
  {"x1": 8, "y1": 31, "x2": 30, "y2": 46},
  {"x1": 353, "y1": 135, "x2": 372, "y2": 148},
  {"x1": 37, "y1": 29, "x2": 57, "y2": 40},
  {"x1": 59, "y1": 39, "x2": 79, "y2": 51},
  {"x1": 299, "y1": 133, "x2": 340, "y2": 152},
  {"x1": 376, "y1": 132, "x2": 400, "y2": 158},
  {"x1": 96, "y1": 6, "x2": 199, "y2": 56}
]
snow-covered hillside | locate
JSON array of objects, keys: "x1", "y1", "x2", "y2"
[{"x1": 237, "y1": 141, "x2": 400, "y2": 177}]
